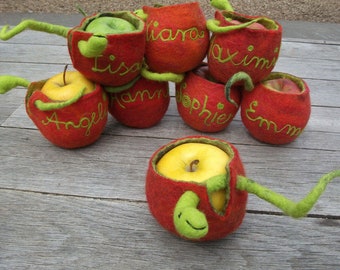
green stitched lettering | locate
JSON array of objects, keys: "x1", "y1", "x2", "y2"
[{"x1": 245, "y1": 100, "x2": 303, "y2": 136}]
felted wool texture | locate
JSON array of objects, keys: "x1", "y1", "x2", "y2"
[
  {"x1": 25, "y1": 80, "x2": 108, "y2": 149},
  {"x1": 240, "y1": 73, "x2": 311, "y2": 144},
  {"x1": 176, "y1": 66, "x2": 241, "y2": 132},
  {"x1": 67, "y1": 12, "x2": 146, "y2": 87},
  {"x1": 109, "y1": 76, "x2": 170, "y2": 128},
  {"x1": 145, "y1": 136, "x2": 248, "y2": 241},
  {"x1": 208, "y1": 11, "x2": 282, "y2": 84},
  {"x1": 143, "y1": 2, "x2": 209, "y2": 74}
]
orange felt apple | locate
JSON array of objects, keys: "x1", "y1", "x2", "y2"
[
  {"x1": 176, "y1": 64, "x2": 241, "y2": 132},
  {"x1": 207, "y1": 11, "x2": 282, "y2": 84},
  {"x1": 108, "y1": 76, "x2": 170, "y2": 128},
  {"x1": 143, "y1": 2, "x2": 209, "y2": 75},
  {"x1": 145, "y1": 136, "x2": 340, "y2": 241},
  {"x1": 67, "y1": 11, "x2": 146, "y2": 87},
  {"x1": 226, "y1": 71, "x2": 311, "y2": 144},
  {"x1": 25, "y1": 71, "x2": 108, "y2": 148}
]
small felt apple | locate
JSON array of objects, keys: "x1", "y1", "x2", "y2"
[
  {"x1": 226, "y1": 71, "x2": 311, "y2": 144},
  {"x1": 175, "y1": 64, "x2": 241, "y2": 132},
  {"x1": 146, "y1": 136, "x2": 340, "y2": 241},
  {"x1": 108, "y1": 76, "x2": 170, "y2": 128},
  {"x1": 68, "y1": 12, "x2": 146, "y2": 87},
  {"x1": 142, "y1": 2, "x2": 209, "y2": 75},
  {"x1": 0, "y1": 12, "x2": 146, "y2": 87},
  {"x1": 0, "y1": 71, "x2": 108, "y2": 148},
  {"x1": 207, "y1": 10, "x2": 282, "y2": 84}
]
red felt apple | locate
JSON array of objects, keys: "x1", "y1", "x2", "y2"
[
  {"x1": 145, "y1": 135, "x2": 340, "y2": 242},
  {"x1": 176, "y1": 64, "x2": 241, "y2": 132},
  {"x1": 207, "y1": 11, "x2": 282, "y2": 84},
  {"x1": 25, "y1": 77, "x2": 108, "y2": 149},
  {"x1": 67, "y1": 11, "x2": 146, "y2": 87},
  {"x1": 238, "y1": 72, "x2": 311, "y2": 144},
  {"x1": 143, "y1": 2, "x2": 209, "y2": 74},
  {"x1": 146, "y1": 136, "x2": 247, "y2": 241},
  {"x1": 108, "y1": 76, "x2": 170, "y2": 128}
]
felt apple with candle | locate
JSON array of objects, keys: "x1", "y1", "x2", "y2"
[
  {"x1": 142, "y1": 2, "x2": 209, "y2": 76},
  {"x1": 108, "y1": 76, "x2": 170, "y2": 128},
  {"x1": 0, "y1": 71, "x2": 108, "y2": 148},
  {"x1": 226, "y1": 71, "x2": 311, "y2": 144},
  {"x1": 145, "y1": 136, "x2": 340, "y2": 241},
  {"x1": 176, "y1": 64, "x2": 241, "y2": 132},
  {"x1": 207, "y1": 10, "x2": 282, "y2": 84}
]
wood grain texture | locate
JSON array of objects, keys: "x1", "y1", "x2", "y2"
[{"x1": 0, "y1": 20, "x2": 340, "y2": 269}]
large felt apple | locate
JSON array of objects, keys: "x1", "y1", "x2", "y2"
[
  {"x1": 0, "y1": 73, "x2": 108, "y2": 148},
  {"x1": 207, "y1": 10, "x2": 282, "y2": 84},
  {"x1": 68, "y1": 12, "x2": 146, "y2": 87},
  {"x1": 145, "y1": 136, "x2": 340, "y2": 241},
  {"x1": 108, "y1": 76, "x2": 170, "y2": 128},
  {"x1": 142, "y1": 2, "x2": 209, "y2": 75},
  {"x1": 226, "y1": 71, "x2": 311, "y2": 144},
  {"x1": 176, "y1": 64, "x2": 241, "y2": 132}
]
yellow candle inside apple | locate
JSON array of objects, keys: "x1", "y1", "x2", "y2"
[
  {"x1": 156, "y1": 143, "x2": 229, "y2": 212},
  {"x1": 41, "y1": 71, "x2": 95, "y2": 101}
]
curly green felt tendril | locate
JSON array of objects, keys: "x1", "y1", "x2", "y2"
[
  {"x1": 104, "y1": 76, "x2": 141, "y2": 93},
  {"x1": 34, "y1": 87, "x2": 85, "y2": 111},
  {"x1": 0, "y1": 75, "x2": 30, "y2": 94},
  {"x1": 236, "y1": 170, "x2": 340, "y2": 218},
  {"x1": 225, "y1": 71, "x2": 254, "y2": 108},
  {"x1": 207, "y1": 17, "x2": 268, "y2": 34},
  {"x1": 0, "y1": 20, "x2": 69, "y2": 40},
  {"x1": 210, "y1": 0, "x2": 234, "y2": 11},
  {"x1": 78, "y1": 35, "x2": 108, "y2": 58},
  {"x1": 174, "y1": 191, "x2": 209, "y2": 239},
  {"x1": 141, "y1": 67, "x2": 184, "y2": 83}
]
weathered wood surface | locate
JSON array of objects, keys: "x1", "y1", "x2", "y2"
[{"x1": 1, "y1": 20, "x2": 340, "y2": 270}]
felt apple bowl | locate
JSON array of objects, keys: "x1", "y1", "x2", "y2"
[
  {"x1": 25, "y1": 80, "x2": 108, "y2": 148},
  {"x1": 67, "y1": 11, "x2": 146, "y2": 87},
  {"x1": 240, "y1": 72, "x2": 311, "y2": 144},
  {"x1": 176, "y1": 64, "x2": 241, "y2": 132},
  {"x1": 143, "y1": 2, "x2": 209, "y2": 74},
  {"x1": 146, "y1": 136, "x2": 248, "y2": 241},
  {"x1": 207, "y1": 11, "x2": 282, "y2": 84},
  {"x1": 108, "y1": 76, "x2": 170, "y2": 128}
]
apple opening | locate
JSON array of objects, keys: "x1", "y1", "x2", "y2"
[
  {"x1": 82, "y1": 12, "x2": 145, "y2": 35},
  {"x1": 262, "y1": 72, "x2": 306, "y2": 94},
  {"x1": 223, "y1": 11, "x2": 279, "y2": 30}
]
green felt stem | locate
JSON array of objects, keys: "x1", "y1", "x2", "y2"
[
  {"x1": 173, "y1": 191, "x2": 209, "y2": 239},
  {"x1": 0, "y1": 75, "x2": 30, "y2": 94},
  {"x1": 34, "y1": 87, "x2": 85, "y2": 111},
  {"x1": 104, "y1": 76, "x2": 140, "y2": 93},
  {"x1": 225, "y1": 71, "x2": 254, "y2": 108},
  {"x1": 141, "y1": 67, "x2": 184, "y2": 83},
  {"x1": 236, "y1": 170, "x2": 340, "y2": 218},
  {"x1": 0, "y1": 19, "x2": 69, "y2": 40},
  {"x1": 210, "y1": 0, "x2": 234, "y2": 11},
  {"x1": 207, "y1": 17, "x2": 265, "y2": 34}
]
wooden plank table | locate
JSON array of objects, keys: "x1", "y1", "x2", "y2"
[{"x1": 0, "y1": 17, "x2": 340, "y2": 269}]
